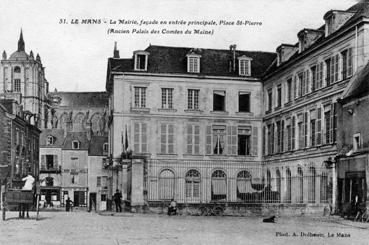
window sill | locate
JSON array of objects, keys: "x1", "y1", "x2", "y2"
[
  {"x1": 236, "y1": 111, "x2": 254, "y2": 116},
  {"x1": 157, "y1": 153, "x2": 178, "y2": 156},
  {"x1": 274, "y1": 106, "x2": 282, "y2": 111},
  {"x1": 130, "y1": 107, "x2": 150, "y2": 113},
  {"x1": 183, "y1": 154, "x2": 203, "y2": 157},
  {"x1": 210, "y1": 111, "x2": 229, "y2": 115},
  {"x1": 284, "y1": 102, "x2": 292, "y2": 107},
  {"x1": 184, "y1": 109, "x2": 203, "y2": 113},
  {"x1": 158, "y1": 108, "x2": 177, "y2": 113}
]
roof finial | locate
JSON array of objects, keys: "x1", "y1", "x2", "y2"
[
  {"x1": 18, "y1": 29, "x2": 25, "y2": 52},
  {"x1": 113, "y1": 41, "x2": 120, "y2": 58},
  {"x1": 30, "y1": 50, "x2": 34, "y2": 59},
  {"x1": 2, "y1": 50, "x2": 6, "y2": 60}
]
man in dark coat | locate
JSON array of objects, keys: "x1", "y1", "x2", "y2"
[{"x1": 113, "y1": 189, "x2": 122, "y2": 212}]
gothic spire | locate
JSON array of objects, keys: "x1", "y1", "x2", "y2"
[{"x1": 18, "y1": 29, "x2": 25, "y2": 52}]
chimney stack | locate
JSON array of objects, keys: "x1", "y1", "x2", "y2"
[{"x1": 229, "y1": 44, "x2": 237, "y2": 72}]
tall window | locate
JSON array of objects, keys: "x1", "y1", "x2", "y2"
[
  {"x1": 326, "y1": 55, "x2": 339, "y2": 85},
  {"x1": 159, "y1": 169, "x2": 175, "y2": 200},
  {"x1": 324, "y1": 110, "x2": 331, "y2": 144},
  {"x1": 185, "y1": 170, "x2": 200, "y2": 199},
  {"x1": 237, "y1": 171, "x2": 252, "y2": 200},
  {"x1": 298, "y1": 114, "x2": 304, "y2": 149},
  {"x1": 298, "y1": 72, "x2": 304, "y2": 97},
  {"x1": 287, "y1": 121, "x2": 292, "y2": 151},
  {"x1": 267, "y1": 88, "x2": 272, "y2": 111},
  {"x1": 188, "y1": 89, "x2": 199, "y2": 110},
  {"x1": 134, "y1": 87, "x2": 146, "y2": 108},
  {"x1": 237, "y1": 127, "x2": 251, "y2": 156},
  {"x1": 311, "y1": 65, "x2": 316, "y2": 92},
  {"x1": 292, "y1": 116, "x2": 296, "y2": 150},
  {"x1": 276, "y1": 121, "x2": 281, "y2": 153},
  {"x1": 310, "y1": 110, "x2": 316, "y2": 147},
  {"x1": 239, "y1": 92, "x2": 250, "y2": 112},
  {"x1": 211, "y1": 170, "x2": 227, "y2": 201},
  {"x1": 133, "y1": 122, "x2": 148, "y2": 153},
  {"x1": 267, "y1": 124, "x2": 274, "y2": 154},
  {"x1": 14, "y1": 79, "x2": 21, "y2": 92},
  {"x1": 341, "y1": 48, "x2": 353, "y2": 80},
  {"x1": 315, "y1": 62, "x2": 323, "y2": 90},
  {"x1": 161, "y1": 88, "x2": 173, "y2": 109},
  {"x1": 213, "y1": 91, "x2": 226, "y2": 111},
  {"x1": 160, "y1": 124, "x2": 175, "y2": 154},
  {"x1": 286, "y1": 78, "x2": 292, "y2": 103},
  {"x1": 213, "y1": 127, "x2": 225, "y2": 155},
  {"x1": 276, "y1": 85, "x2": 282, "y2": 108},
  {"x1": 316, "y1": 108, "x2": 322, "y2": 145},
  {"x1": 186, "y1": 124, "x2": 200, "y2": 155},
  {"x1": 304, "y1": 112, "x2": 308, "y2": 147}
]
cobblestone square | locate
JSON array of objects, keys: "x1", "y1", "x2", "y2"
[{"x1": 1, "y1": 211, "x2": 369, "y2": 245}]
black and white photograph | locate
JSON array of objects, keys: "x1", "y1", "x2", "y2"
[{"x1": 0, "y1": 0, "x2": 369, "y2": 244}]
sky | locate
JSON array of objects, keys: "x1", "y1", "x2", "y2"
[{"x1": 0, "y1": 0, "x2": 358, "y2": 92}]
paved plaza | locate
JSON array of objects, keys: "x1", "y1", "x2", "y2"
[{"x1": 1, "y1": 211, "x2": 369, "y2": 245}]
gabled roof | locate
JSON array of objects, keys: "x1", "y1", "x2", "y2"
[
  {"x1": 49, "y1": 91, "x2": 109, "y2": 108},
  {"x1": 89, "y1": 135, "x2": 108, "y2": 156},
  {"x1": 62, "y1": 132, "x2": 89, "y2": 150},
  {"x1": 340, "y1": 62, "x2": 369, "y2": 103},
  {"x1": 40, "y1": 129, "x2": 65, "y2": 147},
  {"x1": 106, "y1": 45, "x2": 276, "y2": 91}
]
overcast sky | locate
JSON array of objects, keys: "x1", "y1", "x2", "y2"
[{"x1": 0, "y1": 0, "x2": 357, "y2": 92}]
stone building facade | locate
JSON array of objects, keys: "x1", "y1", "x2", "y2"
[
  {"x1": 0, "y1": 99, "x2": 40, "y2": 206},
  {"x1": 106, "y1": 44, "x2": 276, "y2": 207},
  {"x1": 261, "y1": 2, "x2": 369, "y2": 213}
]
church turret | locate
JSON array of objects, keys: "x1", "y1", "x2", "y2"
[
  {"x1": 36, "y1": 53, "x2": 41, "y2": 62},
  {"x1": 2, "y1": 50, "x2": 6, "y2": 60},
  {"x1": 18, "y1": 29, "x2": 25, "y2": 52},
  {"x1": 30, "y1": 50, "x2": 34, "y2": 59},
  {"x1": 113, "y1": 41, "x2": 120, "y2": 58}
]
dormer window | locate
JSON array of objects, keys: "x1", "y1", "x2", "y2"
[
  {"x1": 46, "y1": 135, "x2": 55, "y2": 145},
  {"x1": 186, "y1": 53, "x2": 201, "y2": 73},
  {"x1": 238, "y1": 56, "x2": 252, "y2": 76},
  {"x1": 72, "y1": 140, "x2": 80, "y2": 149},
  {"x1": 134, "y1": 51, "x2": 149, "y2": 71}
]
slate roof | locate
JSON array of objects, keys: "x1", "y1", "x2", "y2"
[
  {"x1": 40, "y1": 129, "x2": 65, "y2": 147},
  {"x1": 106, "y1": 45, "x2": 276, "y2": 91},
  {"x1": 89, "y1": 135, "x2": 108, "y2": 156},
  {"x1": 50, "y1": 92, "x2": 109, "y2": 108},
  {"x1": 340, "y1": 62, "x2": 369, "y2": 103},
  {"x1": 265, "y1": 2, "x2": 369, "y2": 77},
  {"x1": 62, "y1": 132, "x2": 89, "y2": 150}
]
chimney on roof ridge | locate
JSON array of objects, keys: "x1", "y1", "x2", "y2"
[
  {"x1": 229, "y1": 44, "x2": 237, "y2": 72},
  {"x1": 113, "y1": 42, "x2": 120, "y2": 58}
]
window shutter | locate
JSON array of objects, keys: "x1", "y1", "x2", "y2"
[
  {"x1": 316, "y1": 108, "x2": 322, "y2": 145},
  {"x1": 141, "y1": 123, "x2": 147, "y2": 153},
  {"x1": 160, "y1": 124, "x2": 166, "y2": 154},
  {"x1": 206, "y1": 126, "x2": 212, "y2": 154},
  {"x1": 186, "y1": 125, "x2": 193, "y2": 154},
  {"x1": 333, "y1": 103, "x2": 337, "y2": 143},
  {"x1": 292, "y1": 117, "x2": 296, "y2": 150},
  {"x1": 252, "y1": 127, "x2": 258, "y2": 156},
  {"x1": 227, "y1": 126, "x2": 237, "y2": 155},
  {"x1": 194, "y1": 125, "x2": 200, "y2": 154},
  {"x1": 53, "y1": 155, "x2": 58, "y2": 167},
  {"x1": 134, "y1": 122, "x2": 140, "y2": 152},
  {"x1": 168, "y1": 124, "x2": 174, "y2": 154}
]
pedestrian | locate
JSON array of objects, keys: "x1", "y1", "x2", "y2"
[
  {"x1": 113, "y1": 189, "x2": 122, "y2": 212},
  {"x1": 168, "y1": 198, "x2": 177, "y2": 216},
  {"x1": 66, "y1": 197, "x2": 73, "y2": 212}
]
